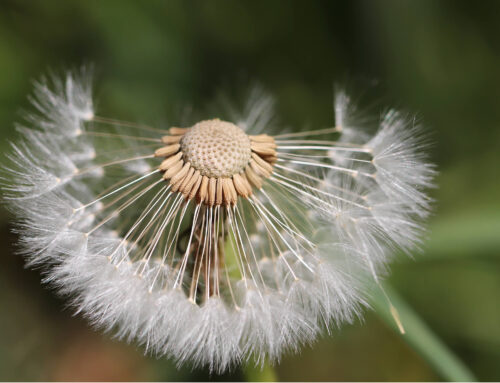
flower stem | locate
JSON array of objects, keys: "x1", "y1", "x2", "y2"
[{"x1": 243, "y1": 360, "x2": 278, "y2": 382}]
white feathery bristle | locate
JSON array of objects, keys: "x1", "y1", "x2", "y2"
[
  {"x1": 28, "y1": 68, "x2": 94, "y2": 136},
  {"x1": 366, "y1": 110, "x2": 436, "y2": 212}
]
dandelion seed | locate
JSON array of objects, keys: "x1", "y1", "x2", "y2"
[{"x1": 1, "y1": 69, "x2": 435, "y2": 373}]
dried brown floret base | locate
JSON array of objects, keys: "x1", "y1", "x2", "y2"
[{"x1": 154, "y1": 120, "x2": 277, "y2": 206}]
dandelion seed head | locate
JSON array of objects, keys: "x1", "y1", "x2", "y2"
[{"x1": 1, "y1": 69, "x2": 436, "y2": 373}]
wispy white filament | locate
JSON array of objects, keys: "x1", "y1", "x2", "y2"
[{"x1": 1, "y1": 70, "x2": 435, "y2": 373}]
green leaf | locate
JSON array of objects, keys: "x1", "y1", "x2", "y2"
[{"x1": 371, "y1": 284, "x2": 476, "y2": 382}]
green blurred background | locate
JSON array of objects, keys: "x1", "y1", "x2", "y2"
[{"x1": 1, "y1": 0, "x2": 499, "y2": 381}]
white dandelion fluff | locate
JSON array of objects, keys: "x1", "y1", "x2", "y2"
[{"x1": 2, "y1": 69, "x2": 435, "y2": 373}]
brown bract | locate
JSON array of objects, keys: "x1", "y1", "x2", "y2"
[{"x1": 154, "y1": 119, "x2": 276, "y2": 206}]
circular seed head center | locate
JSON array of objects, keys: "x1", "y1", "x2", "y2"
[{"x1": 180, "y1": 119, "x2": 251, "y2": 178}]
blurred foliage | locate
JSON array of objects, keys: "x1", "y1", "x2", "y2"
[{"x1": 1, "y1": 0, "x2": 499, "y2": 381}]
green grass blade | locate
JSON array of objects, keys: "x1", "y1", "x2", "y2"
[
  {"x1": 371, "y1": 284, "x2": 476, "y2": 382},
  {"x1": 424, "y1": 210, "x2": 500, "y2": 259}
]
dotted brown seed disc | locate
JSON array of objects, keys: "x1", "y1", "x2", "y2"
[{"x1": 180, "y1": 119, "x2": 252, "y2": 178}]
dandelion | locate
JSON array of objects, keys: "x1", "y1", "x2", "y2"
[{"x1": 2, "y1": 69, "x2": 435, "y2": 372}]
